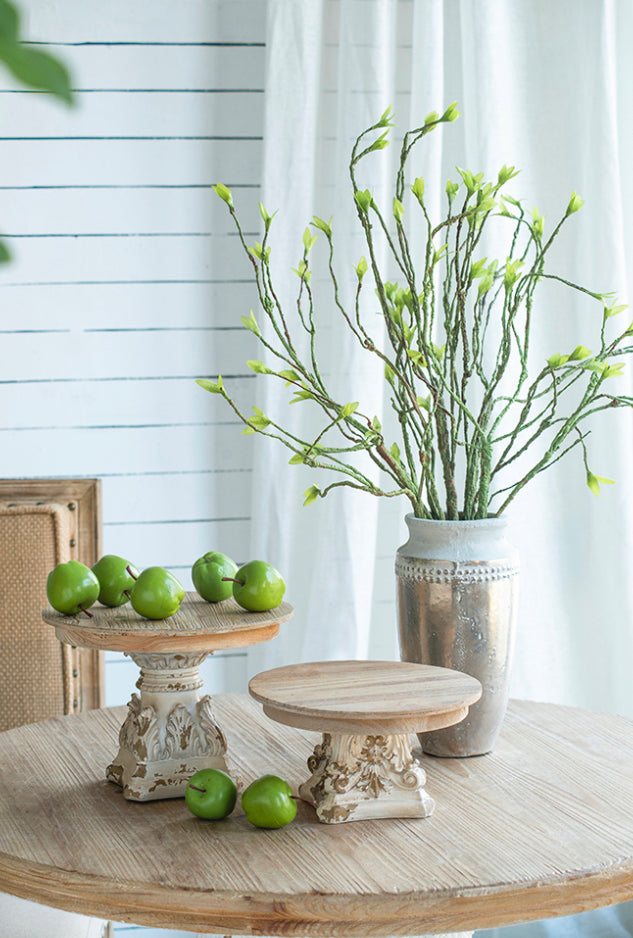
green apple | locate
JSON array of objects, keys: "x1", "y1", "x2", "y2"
[
  {"x1": 191, "y1": 551, "x2": 238, "y2": 602},
  {"x1": 46, "y1": 561, "x2": 100, "y2": 616},
  {"x1": 92, "y1": 554, "x2": 139, "y2": 607},
  {"x1": 185, "y1": 768, "x2": 238, "y2": 820},
  {"x1": 241, "y1": 774, "x2": 297, "y2": 829},
  {"x1": 130, "y1": 566, "x2": 185, "y2": 619},
  {"x1": 224, "y1": 560, "x2": 285, "y2": 612}
]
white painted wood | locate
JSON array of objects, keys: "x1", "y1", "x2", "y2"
[{"x1": 2, "y1": 0, "x2": 267, "y2": 739}]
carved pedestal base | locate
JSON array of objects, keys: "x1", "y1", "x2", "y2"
[
  {"x1": 106, "y1": 652, "x2": 228, "y2": 801},
  {"x1": 299, "y1": 731, "x2": 435, "y2": 824}
]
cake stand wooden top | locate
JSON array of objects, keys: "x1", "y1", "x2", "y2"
[
  {"x1": 42, "y1": 591, "x2": 294, "y2": 653},
  {"x1": 249, "y1": 660, "x2": 482, "y2": 735}
]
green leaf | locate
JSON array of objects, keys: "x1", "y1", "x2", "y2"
[
  {"x1": 604, "y1": 302, "x2": 628, "y2": 319},
  {"x1": 0, "y1": 42, "x2": 73, "y2": 103},
  {"x1": 411, "y1": 176, "x2": 425, "y2": 203},
  {"x1": 311, "y1": 215, "x2": 332, "y2": 237},
  {"x1": 477, "y1": 271, "x2": 495, "y2": 299},
  {"x1": 355, "y1": 255, "x2": 368, "y2": 281},
  {"x1": 249, "y1": 241, "x2": 270, "y2": 262},
  {"x1": 340, "y1": 401, "x2": 359, "y2": 418},
  {"x1": 288, "y1": 453, "x2": 305, "y2": 465},
  {"x1": 377, "y1": 105, "x2": 393, "y2": 127},
  {"x1": 292, "y1": 259, "x2": 311, "y2": 283},
  {"x1": 0, "y1": 0, "x2": 19, "y2": 42},
  {"x1": 407, "y1": 348, "x2": 424, "y2": 366},
  {"x1": 290, "y1": 389, "x2": 314, "y2": 404},
  {"x1": 196, "y1": 376, "x2": 224, "y2": 395},
  {"x1": 566, "y1": 191, "x2": 584, "y2": 215},
  {"x1": 242, "y1": 426, "x2": 256, "y2": 435},
  {"x1": 369, "y1": 129, "x2": 390, "y2": 151},
  {"x1": 279, "y1": 368, "x2": 300, "y2": 386},
  {"x1": 303, "y1": 227, "x2": 319, "y2": 252},
  {"x1": 568, "y1": 344, "x2": 592, "y2": 361},
  {"x1": 604, "y1": 362, "x2": 626, "y2": 378},
  {"x1": 241, "y1": 310, "x2": 261, "y2": 336},
  {"x1": 354, "y1": 189, "x2": 373, "y2": 214},
  {"x1": 371, "y1": 415, "x2": 382, "y2": 432},
  {"x1": 390, "y1": 442, "x2": 401, "y2": 462},
  {"x1": 424, "y1": 110, "x2": 439, "y2": 126},
  {"x1": 504, "y1": 258, "x2": 524, "y2": 288},
  {"x1": 446, "y1": 178, "x2": 459, "y2": 202},
  {"x1": 442, "y1": 101, "x2": 460, "y2": 122},
  {"x1": 258, "y1": 203, "x2": 277, "y2": 227},
  {"x1": 417, "y1": 394, "x2": 432, "y2": 411},
  {"x1": 586, "y1": 470, "x2": 616, "y2": 496},
  {"x1": 497, "y1": 164, "x2": 519, "y2": 186},
  {"x1": 532, "y1": 207, "x2": 545, "y2": 239},
  {"x1": 431, "y1": 343, "x2": 445, "y2": 360},
  {"x1": 456, "y1": 167, "x2": 484, "y2": 195},
  {"x1": 384, "y1": 364, "x2": 395, "y2": 386},
  {"x1": 581, "y1": 359, "x2": 608, "y2": 374},
  {"x1": 547, "y1": 353, "x2": 570, "y2": 369},
  {"x1": 247, "y1": 360, "x2": 273, "y2": 375},
  {"x1": 247, "y1": 407, "x2": 271, "y2": 430},
  {"x1": 303, "y1": 484, "x2": 321, "y2": 506},
  {"x1": 392, "y1": 197, "x2": 405, "y2": 222},
  {"x1": 212, "y1": 183, "x2": 233, "y2": 207}
]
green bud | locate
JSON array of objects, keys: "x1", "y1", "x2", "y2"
[
  {"x1": 586, "y1": 470, "x2": 615, "y2": 497},
  {"x1": 441, "y1": 101, "x2": 460, "y2": 122},
  {"x1": 241, "y1": 310, "x2": 261, "y2": 336},
  {"x1": 393, "y1": 197, "x2": 405, "y2": 222},
  {"x1": 212, "y1": 183, "x2": 233, "y2": 207},
  {"x1": 497, "y1": 165, "x2": 519, "y2": 187},
  {"x1": 411, "y1": 176, "x2": 425, "y2": 203},
  {"x1": 547, "y1": 353, "x2": 570, "y2": 368},
  {"x1": 377, "y1": 105, "x2": 394, "y2": 127},
  {"x1": 247, "y1": 360, "x2": 274, "y2": 375},
  {"x1": 355, "y1": 255, "x2": 368, "y2": 281},
  {"x1": 354, "y1": 189, "x2": 373, "y2": 214},
  {"x1": 424, "y1": 110, "x2": 439, "y2": 126},
  {"x1": 566, "y1": 191, "x2": 584, "y2": 215},
  {"x1": 568, "y1": 345, "x2": 591, "y2": 361},
  {"x1": 311, "y1": 215, "x2": 332, "y2": 237},
  {"x1": 196, "y1": 376, "x2": 224, "y2": 395},
  {"x1": 532, "y1": 207, "x2": 545, "y2": 239},
  {"x1": 302, "y1": 227, "x2": 319, "y2": 252},
  {"x1": 303, "y1": 484, "x2": 321, "y2": 506},
  {"x1": 340, "y1": 401, "x2": 359, "y2": 418},
  {"x1": 446, "y1": 178, "x2": 459, "y2": 202}
]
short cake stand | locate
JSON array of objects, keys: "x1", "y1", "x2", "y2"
[
  {"x1": 249, "y1": 660, "x2": 482, "y2": 823},
  {"x1": 42, "y1": 592, "x2": 293, "y2": 801}
]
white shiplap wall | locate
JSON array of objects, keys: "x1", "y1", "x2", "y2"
[{"x1": 0, "y1": 0, "x2": 266, "y2": 707}]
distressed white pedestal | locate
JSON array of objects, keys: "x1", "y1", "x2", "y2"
[
  {"x1": 249, "y1": 660, "x2": 482, "y2": 823},
  {"x1": 43, "y1": 591, "x2": 293, "y2": 801}
]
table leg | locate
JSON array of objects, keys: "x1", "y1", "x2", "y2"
[
  {"x1": 106, "y1": 651, "x2": 228, "y2": 801},
  {"x1": 299, "y1": 731, "x2": 435, "y2": 823}
]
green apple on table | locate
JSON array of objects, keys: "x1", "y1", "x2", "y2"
[
  {"x1": 241, "y1": 774, "x2": 297, "y2": 829},
  {"x1": 223, "y1": 560, "x2": 285, "y2": 612},
  {"x1": 92, "y1": 554, "x2": 139, "y2": 607},
  {"x1": 46, "y1": 561, "x2": 100, "y2": 616},
  {"x1": 191, "y1": 551, "x2": 238, "y2": 602},
  {"x1": 185, "y1": 768, "x2": 238, "y2": 820},
  {"x1": 130, "y1": 566, "x2": 185, "y2": 619}
]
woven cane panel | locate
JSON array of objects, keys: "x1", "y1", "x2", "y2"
[{"x1": 0, "y1": 504, "x2": 73, "y2": 732}]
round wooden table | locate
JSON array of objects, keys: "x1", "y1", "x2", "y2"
[{"x1": 0, "y1": 695, "x2": 632, "y2": 936}]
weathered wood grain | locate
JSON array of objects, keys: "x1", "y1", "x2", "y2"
[
  {"x1": 249, "y1": 660, "x2": 482, "y2": 735},
  {"x1": 0, "y1": 697, "x2": 632, "y2": 934},
  {"x1": 42, "y1": 592, "x2": 294, "y2": 653}
]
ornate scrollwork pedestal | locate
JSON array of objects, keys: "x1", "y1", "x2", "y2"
[
  {"x1": 106, "y1": 652, "x2": 229, "y2": 801},
  {"x1": 42, "y1": 591, "x2": 294, "y2": 801},
  {"x1": 300, "y1": 731, "x2": 434, "y2": 823}
]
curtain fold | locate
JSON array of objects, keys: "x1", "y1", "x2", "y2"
[{"x1": 246, "y1": 0, "x2": 633, "y2": 726}]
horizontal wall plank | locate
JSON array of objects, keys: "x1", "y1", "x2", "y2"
[
  {"x1": 101, "y1": 469, "x2": 252, "y2": 524},
  {"x1": 0, "y1": 139, "x2": 262, "y2": 187},
  {"x1": 0, "y1": 233, "x2": 257, "y2": 284},
  {"x1": 0, "y1": 376, "x2": 258, "y2": 428},
  {"x1": 0, "y1": 282, "x2": 259, "y2": 329},
  {"x1": 24, "y1": 0, "x2": 266, "y2": 44},
  {"x1": 1, "y1": 423, "x2": 253, "y2": 475},
  {"x1": 1, "y1": 327, "x2": 256, "y2": 380},
  {"x1": 0, "y1": 90, "x2": 263, "y2": 139},
  {"x1": 0, "y1": 45, "x2": 265, "y2": 93},
  {"x1": 0, "y1": 185, "x2": 262, "y2": 235},
  {"x1": 101, "y1": 517, "x2": 251, "y2": 572}
]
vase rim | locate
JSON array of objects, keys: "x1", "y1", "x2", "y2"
[{"x1": 404, "y1": 512, "x2": 506, "y2": 526}]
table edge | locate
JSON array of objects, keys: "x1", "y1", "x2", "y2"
[{"x1": 1, "y1": 848, "x2": 632, "y2": 934}]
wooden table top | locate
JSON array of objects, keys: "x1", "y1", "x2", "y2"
[
  {"x1": 42, "y1": 591, "x2": 294, "y2": 653},
  {"x1": 0, "y1": 695, "x2": 632, "y2": 935},
  {"x1": 249, "y1": 660, "x2": 483, "y2": 734}
]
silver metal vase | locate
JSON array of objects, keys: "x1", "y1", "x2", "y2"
[{"x1": 396, "y1": 514, "x2": 519, "y2": 757}]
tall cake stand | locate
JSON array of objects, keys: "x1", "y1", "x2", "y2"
[{"x1": 42, "y1": 592, "x2": 293, "y2": 801}]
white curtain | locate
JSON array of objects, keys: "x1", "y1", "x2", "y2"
[{"x1": 246, "y1": 0, "x2": 633, "y2": 728}]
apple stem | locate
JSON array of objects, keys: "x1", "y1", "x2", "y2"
[
  {"x1": 126, "y1": 565, "x2": 138, "y2": 580},
  {"x1": 79, "y1": 605, "x2": 94, "y2": 619},
  {"x1": 221, "y1": 577, "x2": 245, "y2": 585},
  {"x1": 188, "y1": 785, "x2": 207, "y2": 793},
  {"x1": 123, "y1": 590, "x2": 131, "y2": 599},
  {"x1": 291, "y1": 794, "x2": 316, "y2": 807}
]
